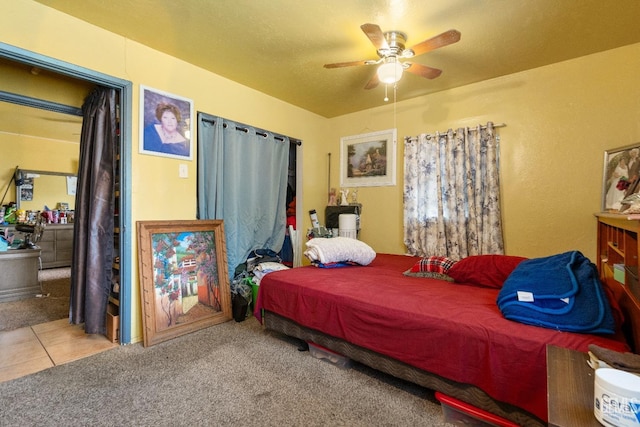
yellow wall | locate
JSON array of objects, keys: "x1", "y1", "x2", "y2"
[
  {"x1": 3, "y1": 1, "x2": 640, "y2": 343},
  {"x1": 329, "y1": 43, "x2": 640, "y2": 259},
  {"x1": 2, "y1": 1, "x2": 326, "y2": 343},
  {"x1": 1, "y1": 134, "x2": 79, "y2": 191},
  {"x1": 0, "y1": 59, "x2": 86, "y2": 209}
]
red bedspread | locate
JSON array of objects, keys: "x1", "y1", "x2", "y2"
[{"x1": 255, "y1": 254, "x2": 629, "y2": 422}]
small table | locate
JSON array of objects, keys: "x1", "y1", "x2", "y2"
[{"x1": 547, "y1": 345, "x2": 601, "y2": 426}]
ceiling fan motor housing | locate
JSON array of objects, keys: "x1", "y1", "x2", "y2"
[{"x1": 378, "y1": 31, "x2": 409, "y2": 58}]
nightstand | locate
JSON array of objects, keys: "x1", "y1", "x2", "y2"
[{"x1": 547, "y1": 345, "x2": 601, "y2": 426}]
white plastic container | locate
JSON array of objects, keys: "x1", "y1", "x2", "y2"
[
  {"x1": 594, "y1": 368, "x2": 640, "y2": 426},
  {"x1": 307, "y1": 342, "x2": 351, "y2": 369},
  {"x1": 338, "y1": 213, "x2": 357, "y2": 239}
]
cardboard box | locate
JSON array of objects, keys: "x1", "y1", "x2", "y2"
[{"x1": 106, "y1": 303, "x2": 119, "y2": 343}]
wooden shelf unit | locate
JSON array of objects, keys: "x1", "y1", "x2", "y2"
[
  {"x1": 596, "y1": 213, "x2": 640, "y2": 351},
  {"x1": 109, "y1": 132, "x2": 121, "y2": 312}
]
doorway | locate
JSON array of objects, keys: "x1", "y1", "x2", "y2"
[{"x1": 0, "y1": 42, "x2": 133, "y2": 343}]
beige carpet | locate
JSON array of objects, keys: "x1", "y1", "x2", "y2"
[
  {"x1": 0, "y1": 319, "x2": 457, "y2": 426},
  {"x1": 0, "y1": 268, "x2": 70, "y2": 331},
  {"x1": 39, "y1": 267, "x2": 71, "y2": 281}
]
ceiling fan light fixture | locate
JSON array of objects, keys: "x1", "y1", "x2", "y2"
[{"x1": 377, "y1": 60, "x2": 404, "y2": 84}]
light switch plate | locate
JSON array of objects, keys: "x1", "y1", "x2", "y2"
[{"x1": 179, "y1": 164, "x2": 188, "y2": 178}]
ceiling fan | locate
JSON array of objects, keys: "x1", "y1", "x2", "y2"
[{"x1": 324, "y1": 23, "x2": 461, "y2": 89}]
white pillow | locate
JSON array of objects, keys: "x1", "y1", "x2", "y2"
[{"x1": 304, "y1": 237, "x2": 376, "y2": 265}]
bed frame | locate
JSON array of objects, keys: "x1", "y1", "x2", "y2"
[
  {"x1": 263, "y1": 311, "x2": 544, "y2": 426},
  {"x1": 262, "y1": 275, "x2": 640, "y2": 427}
]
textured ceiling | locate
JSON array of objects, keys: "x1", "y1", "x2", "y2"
[{"x1": 20, "y1": 0, "x2": 640, "y2": 120}]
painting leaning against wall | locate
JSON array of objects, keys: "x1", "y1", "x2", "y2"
[{"x1": 137, "y1": 219, "x2": 232, "y2": 347}]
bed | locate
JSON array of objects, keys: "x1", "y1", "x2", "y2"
[{"x1": 254, "y1": 250, "x2": 634, "y2": 426}]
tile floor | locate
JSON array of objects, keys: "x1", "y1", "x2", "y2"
[{"x1": 0, "y1": 318, "x2": 118, "y2": 384}]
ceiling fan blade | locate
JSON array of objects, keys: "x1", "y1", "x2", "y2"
[
  {"x1": 324, "y1": 60, "x2": 370, "y2": 68},
  {"x1": 360, "y1": 23, "x2": 389, "y2": 51},
  {"x1": 364, "y1": 73, "x2": 379, "y2": 90},
  {"x1": 405, "y1": 63, "x2": 442, "y2": 79},
  {"x1": 409, "y1": 29, "x2": 461, "y2": 57}
]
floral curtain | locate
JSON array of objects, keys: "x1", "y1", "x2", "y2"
[{"x1": 403, "y1": 122, "x2": 503, "y2": 259}]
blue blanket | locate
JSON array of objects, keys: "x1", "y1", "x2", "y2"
[{"x1": 496, "y1": 251, "x2": 615, "y2": 334}]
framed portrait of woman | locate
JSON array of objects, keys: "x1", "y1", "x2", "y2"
[{"x1": 139, "y1": 85, "x2": 194, "y2": 160}]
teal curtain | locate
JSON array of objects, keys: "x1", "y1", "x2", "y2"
[{"x1": 198, "y1": 113, "x2": 289, "y2": 276}]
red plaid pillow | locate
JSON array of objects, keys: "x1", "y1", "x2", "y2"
[{"x1": 410, "y1": 256, "x2": 457, "y2": 274}]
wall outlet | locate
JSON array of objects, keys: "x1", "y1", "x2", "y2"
[{"x1": 179, "y1": 164, "x2": 188, "y2": 178}]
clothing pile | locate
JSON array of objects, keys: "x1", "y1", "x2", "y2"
[{"x1": 230, "y1": 249, "x2": 289, "y2": 322}]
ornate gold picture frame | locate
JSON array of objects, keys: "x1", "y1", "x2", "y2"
[{"x1": 137, "y1": 220, "x2": 232, "y2": 347}]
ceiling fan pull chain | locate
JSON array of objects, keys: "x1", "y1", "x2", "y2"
[
  {"x1": 384, "y1": 84, "x2": 389, "y2": 102},
  {"x1": 394, "y1": 84, "x2": 398, "y2": 131}
]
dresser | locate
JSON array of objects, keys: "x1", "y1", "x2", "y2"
[
  {"x1": 38, "y1": 224, "x2": 74, "y2": 268},
  {"x1": 4, "y1": 223, "x2": 74, "y2": 269}
]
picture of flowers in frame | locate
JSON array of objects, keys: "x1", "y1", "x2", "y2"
[
  {"x1": 340, "y1": 128, "x2": 397, "y2": 187},
  {"x1": 139, "y1": 85, "x2": 193, "y2": 160},
  {"x1": 137, "y1": 219, "x2": 232, "y2": 347},
  {"x1": 602, "y1": 143, "x2": 640, "y2": 212}
]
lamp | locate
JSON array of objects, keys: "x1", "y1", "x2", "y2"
[{"x1": 377, "y1": 58, "x2": 403, "y2": 84}]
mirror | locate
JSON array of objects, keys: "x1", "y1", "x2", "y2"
[{"x1": 15, "y1": 169, "x2": 76, "y2": 211}]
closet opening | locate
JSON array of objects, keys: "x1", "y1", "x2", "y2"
[{"x1": 196, "y1": 113, "x2": 302, "y2": 276}]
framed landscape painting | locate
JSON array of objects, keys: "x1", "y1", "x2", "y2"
[
  {"x1": 340, "y1": 128, "x2": 396, "y2": 187},
  {"x1": 137, "y1": 220, "x2": 232, "y2": 347}
]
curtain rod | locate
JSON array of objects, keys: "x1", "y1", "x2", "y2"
[
  {"x1": 431, "y1": 122, "x2": 506, "y2": 136},
  {"x1": 200, "y1": 117, "x2": 301, "y2": 145},
  {"x1": 222, "y1": 124, "x2": 295, "y2": 144}
]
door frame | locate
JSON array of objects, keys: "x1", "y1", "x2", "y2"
[{"x1": 0, "y1": 42, "x2": 134, "y2": 344}]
